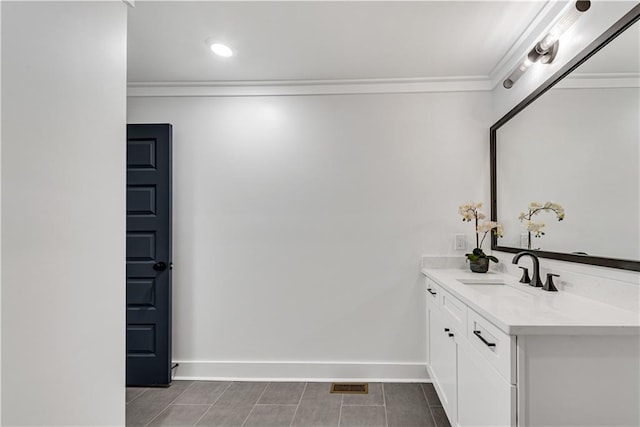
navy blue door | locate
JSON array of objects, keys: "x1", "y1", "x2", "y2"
[{"x1": 126, "y1": 124, "x2": 173, "y2": 386}]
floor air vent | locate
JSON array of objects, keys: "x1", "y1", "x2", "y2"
[{"x1": 330, "y1": 383, "x2": 368, "y2": 394}]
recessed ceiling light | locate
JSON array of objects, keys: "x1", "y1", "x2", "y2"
[{"x1": 208, "y1": 42, "x2": 233, "y2": 58}]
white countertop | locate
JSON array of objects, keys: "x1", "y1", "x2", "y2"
[{"x1": 421, "y1": 268, "x2": 640, "y2": 335}]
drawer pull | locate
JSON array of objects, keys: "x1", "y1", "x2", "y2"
[
  {"x1": 448, "y1": 333, "x2": 455, "y2": 337},
  {"x1": 444, "y1": 328, "x2": 450, "y2": 332},
  {"x1": 473, "y1": 330, "x2": 496, "y2": 347},
  {"x1": 427, "y1": 288, "x2": 437, "y2": 296}
]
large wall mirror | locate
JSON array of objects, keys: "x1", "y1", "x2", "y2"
[{"x1": 491, "y1": 4, "x2": 640, "y2": 271}]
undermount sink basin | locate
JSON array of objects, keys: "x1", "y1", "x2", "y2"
[{"x1": 458, "y1": 279, "x2": 506, "y2": 286}]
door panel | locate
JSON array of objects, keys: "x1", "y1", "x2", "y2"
[
  {"x1": 429, "y1": 310, "x2": 458, "y2": 424},
  {"x1": 126, "y1": 124, "x2": 172, "y2": 386},
  {"x1": 458, "y1": 341, "x2": 516, "y2": 427}
]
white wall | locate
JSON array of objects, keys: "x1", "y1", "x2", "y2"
[
  {"x1": 2, "y1": 2, "x2": 127, "y2": 425},
  {"x1": 0, "y1": 1, "x2": 3, "y2": 421},
  {"x1": 128, "y1": 91, "x2": 491, "y2": 379}
]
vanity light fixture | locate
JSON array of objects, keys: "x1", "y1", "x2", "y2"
[{"x1": 503, "y1": 0, "x2": 591, "y2": 89}]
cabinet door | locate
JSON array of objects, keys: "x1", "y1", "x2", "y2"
[
  {"x1": 426, "y1": 305, "x2": 431, "y2": 366},
  {"x1": 458, "y1": 341, "x2": 516, "y2": 427},
  {"x1": 429, "y1": 310, "x2": 457, "y2": 422}
]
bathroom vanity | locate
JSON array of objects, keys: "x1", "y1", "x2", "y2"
[{"x1": 422, "y1": 268, "x2": 640, "y2": 427}]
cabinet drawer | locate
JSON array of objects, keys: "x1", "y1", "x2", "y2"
[
  {"x1": 467, "y1": 309, "x2": 516, "y2": 384},
  {"x1": 440, "y1": 287, "x2": 467, "y2": 335}
]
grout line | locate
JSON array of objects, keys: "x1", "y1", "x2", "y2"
[
  {"x1": 382, "y1": 383, "x2": 388, "y2": 427},
  {"x1": 255, "y1": 403, "x2": 298, "y2": 406},
  {"x1": 144, "y1": 381, "x2": 196, "y2": 427},
  {"x1": 342, "y1": 404, "x2": 386, "y2": 407},
  {"x1": 289, "y1": 382, "x2": 308, "y2": 427},
  {"x1": 420, "y1": 383, "x2": 438, "y2": 427},
  {"x1": 240, "y1": 382, "x2": 270, "y2": 427},
  {"x1": 170, "y1": 403, "x2": 211, "y2": 406},
  {"x1": 192, "y1": 381, "x2": 233, "y2": 427},
  {"x1": 127, "y1": 388, "x2": 149, "y2": 405},
  {"x1": 337, "y1": 393, "x2": 344, "y2": 427}
]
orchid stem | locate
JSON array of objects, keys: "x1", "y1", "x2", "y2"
[{"x1": 475, "y1": 212, "x2": 479, "y2": 249}]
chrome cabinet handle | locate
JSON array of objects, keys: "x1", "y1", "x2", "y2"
[{"x1": 473, "y1": 330, "x2": 496, "y2": 347}]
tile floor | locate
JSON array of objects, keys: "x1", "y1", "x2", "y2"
[{"x1": 126, "y1": 381, "x2": 451, "y2": 427}]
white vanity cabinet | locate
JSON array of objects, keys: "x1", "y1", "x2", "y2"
[
  {"x1": 426, "y1": 276, "x2": 515, "y2": 427},
  {"x1": 424, "y1": 271, "x2": 640, "y2": 427},
  {"x1": 457, "y1": 340, "x2": 515, "y2": 427}
]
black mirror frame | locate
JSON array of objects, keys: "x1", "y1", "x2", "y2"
[{"x1": 490, "y1": 4, "x2": 640, "y2": 272}]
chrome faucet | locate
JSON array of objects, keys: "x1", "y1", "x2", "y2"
[{"x1": 512, "y1": 251, "x2": 543, "y2": 287}]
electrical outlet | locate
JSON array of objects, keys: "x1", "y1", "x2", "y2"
[
  {"x1": 455, "y1": 234, "x2": 466, "y2": 250},
  {"x1": 520, "y1": 233, "x2": 529, "y2": 248}
]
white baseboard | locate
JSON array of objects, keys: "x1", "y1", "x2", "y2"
[{"x1": 172, "y1": 361, "x2": 430, "y2": 383}]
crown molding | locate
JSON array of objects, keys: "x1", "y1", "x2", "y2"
[
  {"x1": 126, "y1": 71, "x2": 637, "y2": 98},
  {"x1": 557, "y1": 72, "x2": 640, "y2": 89},
  {"x1": 127, "y1": 77, "x2": 492, "y2": 97},
  {"x1": 488, "y1": 1, "x2": 567, "y2": 89}
]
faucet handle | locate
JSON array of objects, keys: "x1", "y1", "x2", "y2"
[
  {"x1": 543, "y1": 273, "x2": 559, "y2": 292},
  {"x1": 518, "y1": 266, "x2": 531, "y2": 284}
]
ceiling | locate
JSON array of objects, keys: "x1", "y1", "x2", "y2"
[
  {"x1": 127, "y1": 1, "x2": 548, "y2": 83},
  {"x1": 577, "y1": 17, "x2": 639, "y2": 74}
]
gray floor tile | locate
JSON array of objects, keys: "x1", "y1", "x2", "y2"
[
  {"x1": 339, "y1": 405, "x2": 386, "y2": 427},
  {"x1": 126, "y1": 387, "x2": 147, "y2": 404},
  {"x1": 174, "y1": 381, "x2": 231, "y2": 405},
  {"x1": 299, "y1": 383, "x2": 342, "y2": 406},
  {"x1": 148, "y1": 404, "x2": 210, "y2": 426},
  {"x1": 243, "y1": 405, "x2": 297, "y2": 427},
  {"x1": 384, "y1": 383, "x2": 427, "y2": 406},
  {"x1": 421, "y1": 383, "x2": 442, "y2": 407},
  {"x1": 195, "y1": 405, "x2": 252, "y2": 427},
  {"x1": 291, "y1": 404, "x2": 341, "y2": 427},
  {"x1": 127, "y1": 399, "x2": 168, "y2": 427},
  {"x1": 211, "y1": 382, "x2": 269, "y2": 407},
  {"x1": 384, "y1": 383, "x2": 434, "y2": 427},
  {"x1": 430, "y1": 406, "x2": 451, "y2": 427},
  {"x1": 342, "y1": 383, "x2": 383, "y2": 406},
  {"x1": 132, "y1": 382, "x2": 193, "y2": 407},
  {"x1": 124, "y1": 380, "x2": 448, "y2": 427},
  {"x1": 196, "y1": 382, "x2": 268, "y2": 427},
  {"x1": 258, "y1": 382, "x2": 306, "y2": 405},
  {"x1": 126, "y1": 381, "x2": 194, "y2": 426},
  {"x1": 291, "y1": 383, "x2": 341, "y2": 427}
]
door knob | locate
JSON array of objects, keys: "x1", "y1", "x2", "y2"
[{"x1": 153, "y1": 262, "x2": 167, "y2": 271}]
